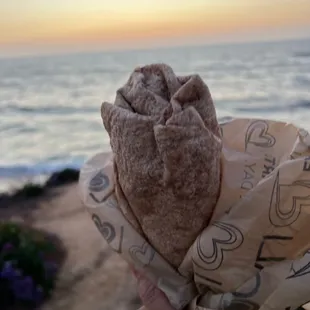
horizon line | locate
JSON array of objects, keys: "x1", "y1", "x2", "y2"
[{"x1": 1, "y1": 35, "x2": 309, "y2": 61}]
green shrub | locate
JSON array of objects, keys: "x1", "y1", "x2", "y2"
[{"x1": 0, "y1": 222, "x2": 61, "y2": 309}]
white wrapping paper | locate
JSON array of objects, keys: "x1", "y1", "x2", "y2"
[{"x1": 79, "y1": 118, "x2": 310, "y2": 310}]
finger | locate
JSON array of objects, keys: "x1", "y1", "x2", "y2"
[
  {"x1": 130, "y1": 266, "x2": 144, "y2": 281},
  {"x1": 136, "y1": 275, "x2": 176, "y2": 310}
]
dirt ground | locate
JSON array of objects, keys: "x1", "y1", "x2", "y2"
[
  {"x1": 1, "y1": 183, "x2": 309, "y2": 310},
  {"x1": 0, "y1": 184, "x2": 141, "y2": 310}
]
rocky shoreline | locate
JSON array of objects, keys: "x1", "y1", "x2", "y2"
[{"x1": 0, "y1": 169, "x2": 80, "y2": 206}]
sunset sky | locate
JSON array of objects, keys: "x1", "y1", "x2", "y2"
[{"x1": 1, "y1": 0, "x2": 310, "y2": 57}]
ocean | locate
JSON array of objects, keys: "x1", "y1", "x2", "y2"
[{"x1": 1, "y1": 38, "x2": 310, "y2": 192}]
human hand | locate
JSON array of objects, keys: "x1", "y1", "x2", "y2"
[{"x1": 131, "y1": 267, "x2": 177, "y2": 310}]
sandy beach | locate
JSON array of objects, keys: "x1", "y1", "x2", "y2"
[{"x1": 0, "y1": 183, "x2": 141, "y2": 310}]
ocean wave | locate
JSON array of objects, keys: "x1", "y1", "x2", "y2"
[
  {"x1": 235, "y1": 99, "x2": 310, "y2": 113},
  {"x1": 294, "y1": 52, "x2": 310, "y2": 58},
  {"x1": 235, "y1": 106, "x2": 284, "y2": 113},
  {"x1": 293, "y1": 99, "x2": 310, "y2": 109},
  {"x1": 0, "y1": 161, "x2": 84, "y2": 179},
  {"x1": 294, "y1": 75, "x2": 310, "y2": 87},
  {"x1": 2, "y1": 102, "x2": 97, "y2": 114}
]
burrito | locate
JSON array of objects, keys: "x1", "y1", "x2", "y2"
[
  {"x1": 79, "y1": 64, "x2": 310, "y2": 310},
  {"x1": 100, "y1": 63, "x2": 222, "y2": 267}
]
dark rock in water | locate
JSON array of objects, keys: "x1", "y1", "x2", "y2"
[
  {"x1": 14, "y1": 183, "x2": 45, "y2": 198},
  {"x1": 0, "y1": 193, "x2": 11, "y2": 205},
  {"x1": 46, "y1": 168, "x2": 80, "y2": 187},
  {"x1": 294, "y1": 100, "x2": 310, "y2": 109},
  {"x1": 0, "y1": 168, "x2": 80, "y2": 206},
  {"x1": 0, "y1": 184, "x2": 45, "y2": 206}
]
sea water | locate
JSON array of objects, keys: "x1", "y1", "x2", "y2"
[{"x1": 1, "y1": 38, "x2": 310, "y2": 191}]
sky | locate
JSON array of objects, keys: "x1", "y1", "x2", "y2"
[{"x1": 1, "y1": 0, "x2": 310, "y2": 57}]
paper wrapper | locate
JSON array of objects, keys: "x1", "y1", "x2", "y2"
[{"x1": 79, "y1": 118, "x2": 310, "y2": 310}]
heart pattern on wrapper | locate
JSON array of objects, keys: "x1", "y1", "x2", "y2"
[
  {"x1": 92, "y1": 214, "x2": 124, "y2": 253},
  {"x1": 89, "y1": 170, "x2": 110, "y2": 192},
  {"x1": 245, "y1": 120, "x2": 276, "y2": 151},
  {"x1": 129, "y1": 241, "x2": 155, "y2": 267}
]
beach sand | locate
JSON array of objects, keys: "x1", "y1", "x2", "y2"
[{"x1": 0, "y1": 183, "x2": 140, "y2": 310}]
